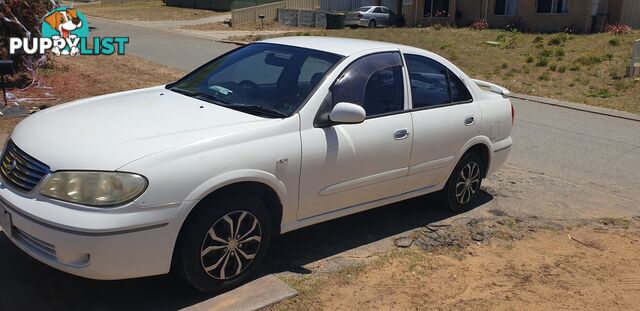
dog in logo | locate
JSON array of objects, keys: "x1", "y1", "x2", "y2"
[{"x1": 43, "y1": 8, "x2": 83, "y2": 56}]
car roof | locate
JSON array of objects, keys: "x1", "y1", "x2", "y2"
[{"x1": 260, "y1": 36, "x2": 412, "y2": 57}]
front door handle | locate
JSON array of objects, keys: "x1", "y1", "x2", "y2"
[
  {"x1": 464, "y1": 116, "x2": 476, "y2": 126},
  {"x1": 394, "y1": 128, "x2": 410, "y2": 140}
]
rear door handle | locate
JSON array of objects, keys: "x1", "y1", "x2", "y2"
[
  {"x1": 464, "y1": 116, "x2": 476, "y2": 126},
  {"x1": 394, "y1": 128, "x2": 410, "y2": 140}
]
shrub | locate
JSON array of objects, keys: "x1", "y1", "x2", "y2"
[
  {"x1": 574, "y1": 55, "x2": 602, "y2": 66},
  {"x1": 569, "y1": 64, "x2": 581, "y2": 71},
  {"x1": 500, "y1": 63, "x2": 508, "y2": 69},
  {"x1": 608, "y1": 38, "x2": 621, "y2": 46},
  {"x1": 604, "y1": 53, "x2": 614, "y2": 61},
  {"x1": 558, "y1": 65, "x2": 567, "y2": 73},
  {"x1": 532, "y1": 36, "x2": 544, "y2": 43},
  {"x1": 555, "y1": 49, "x2": 565, "y2": 58},
  {"x1": 505, "y1": 28, "x2": 520, "y2": 49},
  {"x1": 604, "y1": 24, "x2": 633, "y2": 35},
  {"x1": 0, "y1": 0, "x2": 58, "y2": 81},
  {"x1": 538, "y1": 72, "x2": 551, "y2": 81},
  {"x1": 548, "y1": 33, "x2": 569, "y2": 46},
  {"x1": 536, "y1": 55, "x2": 550, "y2": 67},
  {"x1": 549, "y1": 64, "x2": 557, "y2": 71},
  {"x1": 586, "y1": 88, "x2": 615, "y2": 98},
  {"x1": 540, "y1": 49, "x2": 554, "y2": 57},
  {"x1": 526, "y1": 55, "x2": 535, "y2": 63},
  {"x1": 471, "y1": 18, "x2": 489, "y2": 30}
]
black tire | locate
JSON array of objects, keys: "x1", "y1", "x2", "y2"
[
  {"x1": 173, "y1": 194, "x2": 272, "y2": 293},
  {"x1": 349, "y1": 25, "x2": 358, "y2": 29},
  {"x1": 368, "y1": 19, "x2": 376, "y2": 28},
  {"x1": 441, "y1": 152, "x2": 485, "y2": 212}
]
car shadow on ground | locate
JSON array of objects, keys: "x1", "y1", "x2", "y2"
[{"x1": 0, "y1": 192, "x2": 492, "y2": 310}]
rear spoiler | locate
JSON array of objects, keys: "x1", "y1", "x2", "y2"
[{"x1": 472, "y1": 79, "x2": 511, "y2": 97}]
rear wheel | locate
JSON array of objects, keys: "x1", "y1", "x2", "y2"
[
  {"x1": 174, "y1": 194, "x2": 272, "y2": 292},
  {"x1": 441, "y1": 152, "x2": 484, "y2": 212},
  {"x1": 368, "y1": 19, "x2": 377, "y2": 28}
]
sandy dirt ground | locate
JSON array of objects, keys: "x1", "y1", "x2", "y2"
[{"x1": 267, "y1": 164, "x2": 640, "y2": 310}]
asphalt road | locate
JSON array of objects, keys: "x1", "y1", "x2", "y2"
[
  {"x1": 0, "y1": 19, "x2": 639, "y2": 310},
  {"x1": 89, "y1": 18, "x2": 235, "y2": 72}
]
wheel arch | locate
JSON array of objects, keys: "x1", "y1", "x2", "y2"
[
  {"x1": 456, "y1": 137, "x2": 492, "y2": 179},
  {"x1": 171, "y1": 172, "x2": 286, "y2": 271}
]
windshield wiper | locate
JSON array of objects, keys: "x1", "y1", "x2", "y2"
[
  {"x1": 171, "y1": 87, "x2": 286, "y2": 118},
  {"x1": 229, "y1": 104, "x2": 287, "y2": 118},
  {"x1": 171, "y1": 87, "x2": 232, "y2": 106}
]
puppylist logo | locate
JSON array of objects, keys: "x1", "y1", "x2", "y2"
[{"x1": 9, "y1": 7, "x2": 129, "y2": 56}]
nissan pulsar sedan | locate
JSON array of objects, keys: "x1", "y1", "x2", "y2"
[{"x1": 0, "y1": 37, "x2": 513, "y2": 292}]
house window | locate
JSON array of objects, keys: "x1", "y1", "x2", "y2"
[
  {"x1": 537, "y1": 0, "x2": 568, "y2": 14},
  {"x1": 424, "y1": 0, "x2": 450, "y2": 17},
  {"x1": 495, "y1": 0, "x2": 518, "y2": 16}
]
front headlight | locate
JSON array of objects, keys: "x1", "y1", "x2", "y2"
[{"x1": 40, "y1": 171, "x2": 147, "y2": 207}]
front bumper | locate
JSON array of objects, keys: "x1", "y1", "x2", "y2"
[{"x1": 0, "y1": 185, "x2": 184, "y2": 280}]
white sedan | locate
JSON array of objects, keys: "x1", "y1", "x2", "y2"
[{"x1": 0, "y1": 37, "x2": 513, "y2": 292}]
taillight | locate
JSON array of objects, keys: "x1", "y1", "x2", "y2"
[
  {"x1": 511, "y1": 103, "x2": 515, "y2": 125},
  {"x1": 357, "y1": 12, "x2": 363, "y2": 18}
]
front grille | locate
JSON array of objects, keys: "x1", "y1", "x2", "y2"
[{"x1": 0, "y1": 140, "x2": 50, "y2": 192}]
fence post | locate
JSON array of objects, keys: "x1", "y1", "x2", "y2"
[{"x1": 629, "y1": 39, "x2": 640, "y2": 77}]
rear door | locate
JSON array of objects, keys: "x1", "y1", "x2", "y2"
[{"x1": 402, "y1": 53, "x2": 480, "y2": 193}]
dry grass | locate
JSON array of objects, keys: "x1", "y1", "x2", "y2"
[
  {"x1": 79, "y1": 0, "x2": 220, "y2": 21},
  {"x1": 232, "y1": 27, "x2": 640, "y2": 114},
  {"x1": 270, "y1": 224, "x2": 640, "y2": 310},
  {"x1": 1, "y1": 54, "x2": 184, "y2": 134}
]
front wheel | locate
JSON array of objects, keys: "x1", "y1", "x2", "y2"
[
  {"x1": 441, "y1": 152, "x2": 484, "y2": 212},
  {"x1": 173, "y1": 194, "x2": 272, "y2": 292}
]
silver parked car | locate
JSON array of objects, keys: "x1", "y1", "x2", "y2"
[{"x1": 344, "y1": 6, "x2": 397, "y2": 28}]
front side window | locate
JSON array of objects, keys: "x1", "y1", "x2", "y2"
[
  {"x1": 405, "y1": 54, "x2": 472, "y2": 108},
  {"x1": 424, "y1": 0, "x2": 450, "y2": 17},
  {"x1": 537, "y1": 0, "x2": 568, "y2": 13},
  {"x1": 332, "y1": 52, "x2": 405, "y2": 117},
  {"x1": 170, "y1": 43, "x2": 341, "y2": 118},
  {"x1": 495, "y1": 0, "x2": 518, "y2": 15}
]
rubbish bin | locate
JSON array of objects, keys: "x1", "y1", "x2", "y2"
[{"x1": 326, "y1": 13, "x2": 345, "y2": 29}]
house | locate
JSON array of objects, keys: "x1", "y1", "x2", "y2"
[{"x1": 400, "y1": 0, "x2": 640, "y2": 32}]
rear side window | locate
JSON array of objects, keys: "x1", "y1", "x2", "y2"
[
  {"x1": 332, "y1": 52, "x2": 405, "y2": 117},
  {"x1": 405, "y1": 54, "x2": 472, "y2": 109},
  {"x1": 373, "y1": 7, "x2": 383, "y2": 13}
]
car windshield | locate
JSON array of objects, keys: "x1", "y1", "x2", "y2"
[
  {"x1": 358, "y1": 6, "x2": 373, "y2": 11},
  {"x1": 169, "y1": 43, "x2": 342, "y2": 118}
]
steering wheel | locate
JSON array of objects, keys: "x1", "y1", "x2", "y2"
[{"x1": 238, "y1": 80, "x2": 261, "y2": 98}]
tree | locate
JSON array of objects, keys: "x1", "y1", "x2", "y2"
[{"x1": 0, "y1": 0, "x2": 59, "y2": 85}]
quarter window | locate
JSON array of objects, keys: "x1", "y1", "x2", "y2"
[
  {"x1": 424, "y1": 0, "x2": 450, "y2": 17},
  {"x1": 333, "y1": 52, "x2": 405, "y2": 117},
  {"x1": 537, "y1": 0, "x2": 568, "y2": 13},
  {"x1": 405, "y1": 54, "x2": 472, "y2": 108},
  {"x1": 495, "y1": 0, "x2": 518, "y2": 16}
]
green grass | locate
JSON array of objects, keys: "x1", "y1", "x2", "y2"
[{"x1": 232, "y1": 28, "x2": 640, "y2": 114}]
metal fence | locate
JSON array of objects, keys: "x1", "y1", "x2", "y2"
[
  {"x1": 620, "y1": 0, "x2": 640, "y2": 28},
  {"x1": 285, "y1": 0, "x2": 319, "y2": 10},
  {"x1": 231, "y1": 1, "x2": 286, "y2": 25},
  {"x1": 319, "y1": 0, "x2": 397, "y2": 13},
  {"x1": 278, "y1": 8, "x2": 328, "y2": 27}
]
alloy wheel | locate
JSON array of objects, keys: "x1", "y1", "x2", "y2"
[
  {"x1": 200, "y1": 210, "x2": 262, "y2": 280},
  {"x1": 455, "y1": 161, "x2": 480, "y2": 204}
]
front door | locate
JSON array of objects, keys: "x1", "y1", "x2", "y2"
[{"x1": 298, "y1": 52, "x2": 412, "y2": 219}]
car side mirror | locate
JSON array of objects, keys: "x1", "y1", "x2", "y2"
[{"x1": 329, "y1": 102, "x2": 366, "y2": 124}]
